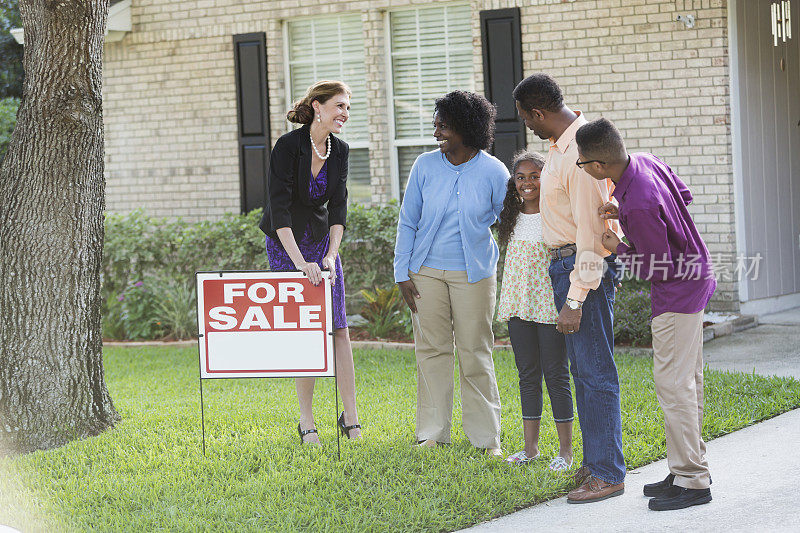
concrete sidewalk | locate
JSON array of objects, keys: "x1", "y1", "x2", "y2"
[
  {"x1": 703, "y1": 307, "x2": 800, "y2": 379},
  {"x1": 462, "y1": 308, "x2": 800, "y2": 532}
]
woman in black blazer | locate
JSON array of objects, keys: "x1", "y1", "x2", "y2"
[{"x1": 259, "y1": 80, "x2": 362, "y2": 444}]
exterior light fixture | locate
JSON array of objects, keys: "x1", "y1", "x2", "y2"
[
  {"x1": 676, "y1": 14, "x2": 695, "y2": 28},
  {"x1": 772, "y1": 1, "x2": 792, "y2": 47}
]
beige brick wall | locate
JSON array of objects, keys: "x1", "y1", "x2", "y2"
[
  {"x1": 103, "y1": 0, "x2": 738, "y2": 310},
  {"x1": 104, "y1": 29, "x2": 241, "y2": 219},
  {"x1": 510, "y1": 0, "x2": 737, "y2": 311},
  {"x1": 363, "y1": 8, "x2": 393, "y2": 204}
]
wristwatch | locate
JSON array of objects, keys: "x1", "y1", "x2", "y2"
[{"x1": 566, "y1": 298, "x2": 583, "y2": 310}]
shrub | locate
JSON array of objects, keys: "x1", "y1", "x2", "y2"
[
  {"x1": 340, "y1": 202, "x2": 399, "y2": 293},
  {"x1": 101, "y1": 291, "x2": 127, "y2": 341},
  {"x1": 99, "y1": 205, "x2": 657, "y2": 346},
  {"x1": 118, "y1": 280, "x2": 161, "y2": 340},
  {"x1": 614, "y1": 278, "x2": 653, "y2": 346},
  {"x1": 357, "y1": 285, "x2": 406, "y2": 339},
  {"x1": 102, "y1": 208, "x2": 267, "y2": 300},
  {"x1": 0, "y1": 96, "x2": 19, "y2": 159},
  {"x1": 103, "y1": 275, "x2": 198, "y2": 341},
  {"x1": 100, "y1": 205, "x2": 401, "y2": 340},
  {"x1": 149, "y1": 276, "x2": 197, "y2": 340},
  {"x1": 101, "y1": 209, "x2": 266, "y2": 340},
  {"x1": 492, "y1": 318, "x2": 509, "y2": 340},
  {"x1": 399, "y1": 307, "x2": 413, "y2": 339}
]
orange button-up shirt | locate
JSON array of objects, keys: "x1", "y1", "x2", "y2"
[{"x1": 539, "y1": 111, "x2": 619, "y2": 302}]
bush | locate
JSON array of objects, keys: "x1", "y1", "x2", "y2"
[
  {"x1": 0, "y1": 96, "x2": 19, "y2": 159},
  {"x1": 102, "y1": 209, "x2": 267, "y2": 340},
  {"x1": 340, "y1": 202, "x2": 399, "y2": 294},
  {"x1": 357, "y1": 285, "x2": 406, "y2": 339},
  {"x1": 101, "y1": 205, "x2": 399, "y2": 340},
  {"x1": 103, "y1": 279, "x2": 167, "y2": 341},
  {"x1": 101, "y1": 291, "x2": 126, "y2": 341},
  {"x1": 614, "y1": 278, "x2": 652, "y2": 346},
  {"x1": 118, "y1": 281, "x2": 162, "y2": 340},
  {"x1": 100, "y1": 205, "x2": 657, "y2": 346},
  {"x1": 103, "y1": 209, "x2": 267, "y2": 299},
  {"x1": 149, "y1": 275, "x2": 197, "y2": 340}
]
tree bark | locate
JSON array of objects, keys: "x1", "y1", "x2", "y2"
[{"x1": 0, "y1": 0, "x2": 118, "y2": 455}]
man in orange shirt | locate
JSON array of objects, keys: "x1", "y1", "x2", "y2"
[{"x1": 513, "y1": 74, "x2": 625, "y2": 504}]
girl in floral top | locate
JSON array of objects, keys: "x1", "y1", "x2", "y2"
[{"x1": 497, "y1": 151, "x2": 574, "y2": 471}]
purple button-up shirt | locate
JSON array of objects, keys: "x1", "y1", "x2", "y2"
[{"x1": 613, "y1": 153, "x2": 716, "y2": 318}]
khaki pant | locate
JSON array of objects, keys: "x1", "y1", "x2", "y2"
[
  {"x1": 651, "y1": 311, "x2": 711, "y2": 489},
  {"x1": 409, "y1": 266, "x2": 501, "y2": 448}
]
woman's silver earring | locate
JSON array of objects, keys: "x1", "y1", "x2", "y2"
[{"x1": 316, "y1": 115, "x2": 321, "y2": 123}]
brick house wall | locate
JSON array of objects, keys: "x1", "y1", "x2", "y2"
[
  {"x1": 102, "y1": 0, "x2": 737, "y2": 311},
  {"x1": 514, "y1": 0, "x2": 736, "y2": 311}
]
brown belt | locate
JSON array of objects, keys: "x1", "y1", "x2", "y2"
[{"x1": 550, "y1": 244, "x2": 577, "y2": 261}]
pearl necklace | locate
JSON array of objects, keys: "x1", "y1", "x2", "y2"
[{"x1": 309, "y1": 131, "x2": 331, "y2": 160}]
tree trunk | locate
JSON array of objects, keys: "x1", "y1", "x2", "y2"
[{"x1": 0, "y1": 0, "x2": 118, "y2": 455}]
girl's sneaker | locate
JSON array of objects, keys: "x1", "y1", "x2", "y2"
[
  {"x1": 505, "y1": 450, "x2": 539, "y2": 464},
  {"x1": 549, "y1": 456, "x2": 573, "y2": 472}
]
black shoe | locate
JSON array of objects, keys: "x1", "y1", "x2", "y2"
[
  {"x1": 644, "y1": 473, "x2": 712, "y2": 497},
  {"x1": 337, "y1": 412, "x2": 361, "y2": 439},
  {"x1": 643, "y1": 473, "x2": 675, "y2": 497},
  {"x1": 297, "y1": 423, "x2": 318, "y2": 445},
  {"x1": 648, "y1": 485, "x2": 712, "y2": 511}
]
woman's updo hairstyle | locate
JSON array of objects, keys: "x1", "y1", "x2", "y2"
[{"x1": 286, "y1": 80, "x2": 352, "y2": 124}]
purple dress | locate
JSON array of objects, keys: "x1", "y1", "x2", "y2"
[{"x1": 265, "y1": 160, "x2": 348, "y2": 329}]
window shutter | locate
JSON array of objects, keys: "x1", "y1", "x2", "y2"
[
  {"x1": 480, "y1": 8, "x2": 525, "y2": 169},
  {"x1": 233, "y1": 32, "x2": 270, "y2": 214}
]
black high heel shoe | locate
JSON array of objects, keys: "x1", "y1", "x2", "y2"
[
  {"x1": 297, "y1": 423, "x2": 319, "y2": 445},
  {"x1": 337, "y1": 412, "x2": 361, "y2": 439}
]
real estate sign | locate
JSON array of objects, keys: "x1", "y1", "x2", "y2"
[{"x1": 196, "y1": 271, "x2": 334, "y2": 379}]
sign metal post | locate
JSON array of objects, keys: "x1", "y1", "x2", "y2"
[{"x1": 195, "y1": 270, "x2": 339, "y2": 459}]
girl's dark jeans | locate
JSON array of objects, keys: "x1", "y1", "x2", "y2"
[{"x1": 507, "y1": 318, "x2": 574, "y2": 422}]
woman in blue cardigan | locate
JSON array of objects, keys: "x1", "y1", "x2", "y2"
[{"x1": 394, "y1": 91, "x2": 509, "y2": 456}]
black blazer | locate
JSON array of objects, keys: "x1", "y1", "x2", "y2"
[{"x1": 259, "y1": 123, "x2": 349, "y2": 242}]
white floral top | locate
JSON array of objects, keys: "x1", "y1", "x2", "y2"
[{"x1": 497, "y1": 212, "x2": 559, "y2": 324}]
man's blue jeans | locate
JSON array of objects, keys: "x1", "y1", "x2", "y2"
[{"x1": 549, "y1": 254, "x2": 626, "y2": 485}]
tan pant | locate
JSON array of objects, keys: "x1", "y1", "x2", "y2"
[
  {"x1": 651, "y1": 311, "x2": 711, "y2": 489},
  {"x1": 409, "y1": 266, "x2": 501, "y2": 448}
]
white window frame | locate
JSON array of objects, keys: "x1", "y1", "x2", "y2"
[
  {"x1": 282, "y1": 17, "x2": 370, "y2": 152},
  {"x1": 384, "y1": 3, "x2": 474, "y2": 199}
]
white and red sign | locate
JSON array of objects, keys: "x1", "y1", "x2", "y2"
[{"x1": 196, "y1": 271, "x2": 334, "y2": 379}]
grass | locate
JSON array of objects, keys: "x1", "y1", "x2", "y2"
[{"x1": 1, "y1": 346, "x2": 800, "y2": 532}]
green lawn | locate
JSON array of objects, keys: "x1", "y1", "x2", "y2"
[{"x1": 2, "y1": 346, "x2": 799, "y2": 532}]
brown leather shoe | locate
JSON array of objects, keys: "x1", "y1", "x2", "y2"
[
  {"x1": 567, "y1": 476, "x2": 625, "y2": 504},
  {"x1": 571, "y1": 465, "x2": 592, "y2": 486}
]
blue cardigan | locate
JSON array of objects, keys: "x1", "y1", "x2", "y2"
[{"x1": 394, "y1": 149, "x2": 509, "y2": 283}]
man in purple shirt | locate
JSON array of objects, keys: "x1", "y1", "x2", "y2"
[{"x1": 575, "y1": 118, "x2": 715, "y2": 512}]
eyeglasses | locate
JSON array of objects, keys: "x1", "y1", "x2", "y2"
[{"x1": 575, "y1": 158, "x2": 605, "y2": 168}]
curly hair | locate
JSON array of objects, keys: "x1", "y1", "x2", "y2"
[
  {"x1": 434, "y1": 91, "x2": 496, "y2": 150},
  {"x1": 497, "y1": 150, "x2": 546, "y2": 248},
  {"x1": 512, "y1": 73, "x2": 563, "y2": 113}
]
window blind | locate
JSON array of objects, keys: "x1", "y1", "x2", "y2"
[
  {"x1": 287, "y1": 15, "x2": 371, "y2": 204},
  {"x1": 389, "y1": 5, "x2": 474, "y2": 193},
  {"x1": 389, "y1": 5, "x2": 474, "y2": 140}
]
